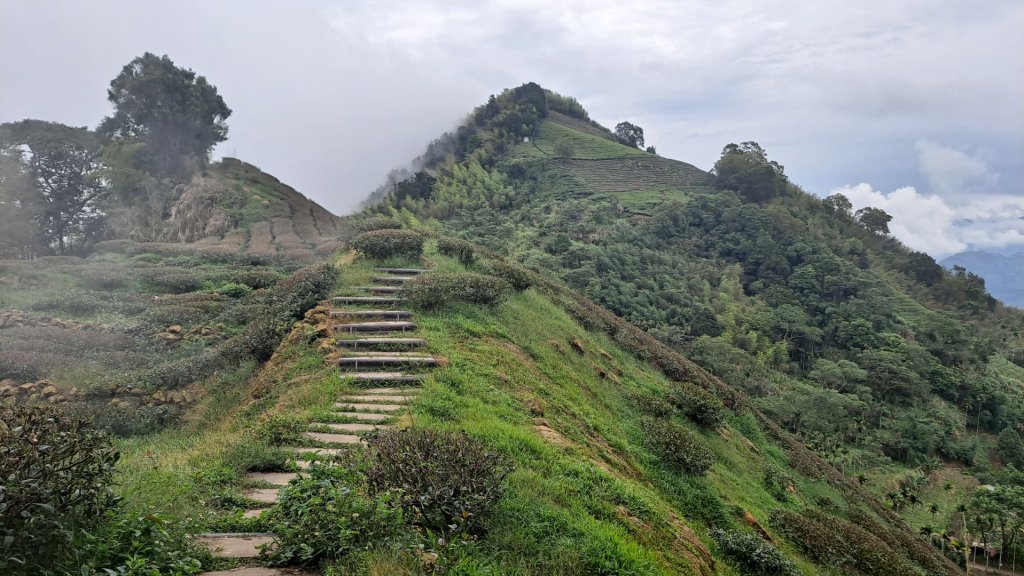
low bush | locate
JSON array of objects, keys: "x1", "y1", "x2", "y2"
[
  {"x1": 668, "y1": 381, "x2": 727, "y2": 427},
  {"x1": 485, "y1": 258, "x2": 534, "y2": 291},
  {"x1": 710, "y1": 528, "x2": 799, "y2": 576},
  {"x1": 351, "y1": 229, "x2": 425, "y2": 259},
  {"x1": 256, "y1": 414, "x2": 307, "y2": 446},
  {"x1": 769, "y1": 508, "x2": 918, "y2": 576},
  {"x1": 355, "y1": 215, "x2": 403, "y2": 232},
  {"x1": 223, "y1": 441, "x2": 293, "y2": 473},
  {"x1": 762, "y1": 466, "x2": 795, "y2": 502},
  {"x1": 403, "y1": 272, "x2": 511, "y2": 310},
  {"x1": 0, "y1": 405, "x2": 118, "y2": 573},
  {"x1": 628, "y1": 391, "x2": 675, "y2": 418},
  {"x1": 438, "y1": 236, "x2": 476, "y2": 265},
  {"x1": 644, "y1": 418, "x2": 715, "y2": 475},
  {"x1": 263, "y1": 464, "x2": 403, "y2": 565},
  {"x1": 214, "y1": 282, "x2": 253, "y2": 298},
  {"x1": 75, "y1": 265, "x2": 133, "y2": 291},
  {"x1": 28, "y1": 288, "x2": 109, "y2": 316},
  {"x1": 76, "y1": 511, "x2": 206, "y2": 575},
  {"x1": 367, "y1": 429, "x2": 510, "y2": 535},
  {"x1": 228, "y1": 268, "x2": 282, "y2": 289}
]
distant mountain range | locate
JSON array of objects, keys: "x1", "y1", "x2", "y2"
[{"x1": 942, "y1": 251, "x2": 1024, "y2": 307}]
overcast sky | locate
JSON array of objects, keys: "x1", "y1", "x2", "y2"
[{"x1": 2, "y1": 0, "x2": 1022, "y2": 257}]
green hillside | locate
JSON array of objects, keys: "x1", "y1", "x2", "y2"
[{"x1": 369, "y1": 83, "x2": 1024, "y2": 571}]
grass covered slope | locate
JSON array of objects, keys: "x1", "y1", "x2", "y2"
[{"x1": 109, "y1": 236, "x2": 958, "y2": 575}]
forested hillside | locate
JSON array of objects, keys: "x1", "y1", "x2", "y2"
[
  {"x1": 369, "y1": 83, "x2": 1024, "y2": 563},
  {"x1": 942, "y1": 251, "x2": 1024, "y2": 308}
]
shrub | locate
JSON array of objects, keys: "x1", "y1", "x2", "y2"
[
  {"x1": 762, "y1": 466, "x2": 795, "y2": 502},
  {"x1": 214, "y1": 282, "x2": 253, "y2": 298},
  {"x1": 228, "y1": 268, "x2": 282, "y2": 289},
  {"x1": 629, "y1": 391, "x2": 675, "y2": 418},
  {"x1": 644, "y1": 418, "x2": 715, "y2": 475},
  {"x1": 485, "y1": 259, "x2": 533, "y2": 291},
  {"x1": 0, "y1": 405, "x2": 119, "y2": 573},
  {"x1": 257, "y1": 414, "x2": 307, "y2": 446},
  {"x1": 263, "y1": 464, "x2": 403, "y2": 565},
  {"x1": 28, "y1": 288, "x2": 108, "y2": 315},
  {"x1": 403, "y1": 272, "x2": 511, "y2": 310},
  {"x1": 668, "y1": 381, "x2": 727, "y2": 427},
  {"x1": 351, "y1": 229, "x2": 425, "y2": 259},
  {"x1": 710, "y1": 529, "x2": 799, "y2": 576},
  {"x1": 367, "y1": 429, "x2": 510, "y2": 535},
  {"x1": 75, "y1": 265, "x2": 132, "y2": 290},
  {"x1": 438, "y1": 236, "x2": 476, "y2": 265},
  {"x1": 223, "y1": 441, "x2": 293, "y2": 473},
  {"x1": 769, "y1": 508, "x2": 918, "y2": 576},
  {"x1": 75, "y1": 511, "x2": 206, "y2": 575},
  {"x1": 355, "y1": 215, "x2": 403, "y2": 232}
]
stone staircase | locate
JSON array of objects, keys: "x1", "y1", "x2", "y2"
[{"x1": 195, "y1": 268, "x2": 433, "y2": 574}]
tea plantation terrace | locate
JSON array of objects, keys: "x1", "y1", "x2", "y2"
[{"x1": 194, "y1": 268, "x2": 438, "y2": 572}]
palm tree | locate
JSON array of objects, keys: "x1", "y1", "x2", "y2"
[
  {"x1": 943, "y1": 481, "x2": 955, "y2": 529},
  {"x1": 928, "y1": 502, "x2": 941, "y2": 524}
]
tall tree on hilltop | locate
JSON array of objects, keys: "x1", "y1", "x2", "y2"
[
  {"x1": 99, "y1": 52, "x2": 231, "y2": 179},
  {"x1": 712, "y1": 141, "x2": 788, "y2": 203},
  {"x1": 614, "y1": 121, "x2": 645, "y2": 148},
  {"x1": 0, "y1": 120, "x2": 106, "y2": 254},
  {"x1": 854, "y1": 206, "x2": 893, "y2": 235}
]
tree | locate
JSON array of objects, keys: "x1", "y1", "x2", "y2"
[
  {"x1": 712, "y1": 141, "x2": 788, "y2": 203},
  {"x1": 99, "y1": 52, "x2": 231, "y2": 178},
  {"x1": 854, "y1": 206, "x2": 892, "y2": 235},
  {"x1": 614, "y1": 121, "x2": 645, "y2": 148},
  {"x1": 824, "y1": 193, "x2": 853, "y2": 215},
  {"x1": 0, "y1": 120, "x2": 106, "y2": 254}
]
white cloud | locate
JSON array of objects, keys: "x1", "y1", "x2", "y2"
[
  {"x1": 834, "y1": 182, "x2": 1024, "y2": 257},
  {"x1": 915, "y1": 140, "x2": 1000, "y2": 197}
]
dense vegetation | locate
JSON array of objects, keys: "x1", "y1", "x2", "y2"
[{"x1": 369, "y1": 84, "x2": 1024, "y2": 567}]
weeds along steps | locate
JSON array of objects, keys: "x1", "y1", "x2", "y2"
[{"x1": 194, "y1": 268, "x2": 434, "y2": 573}]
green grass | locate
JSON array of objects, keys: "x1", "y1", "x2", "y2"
[{"x1": 509, "y1": 120, "x2": 651, "y2": 161}]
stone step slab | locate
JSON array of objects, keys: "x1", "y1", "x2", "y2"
[
  {"x1": 333, "y1": 402, "x2": 405, "y2": 412},
  {"x1": 194, "y1": 533, "x2": 276, "y2": 558},
  {"x1": 245, "y1": 472, "x2": 298, "y2": 486},
  {"x1": 243, "y1": 488, "x2": 280, "y2": 504},
  {"x1": 339, "y1": 372, "x2": 426, "y2": 383},
  {"x1": 340, "y1": 394, "x2": 414, "y2": 403},
  {"x1": 341, "y1": 351, "x2": 432, "y2": 358},
  {"x1": 334, "y1": 321, "x2": 416, "y2": 333},
  {"x1": 374, "y1": 267, "x2": 431, "y2": 275},
  {"x1": 242, "y1": 508, "x2": 271, "y2": 519},
  {"x1": 292, "y1": 447, "x2": 346, "y2": 457},
  {"x1": 304, "y1": 431, "x2": 364, "y2": 445},
  {"x1": 338, "y1": 356, "x2": 437, "y2": 368},
  {"x1": 315, "y1": 422, "x2": 393, "y2": 433},
  {"x1": 335, "y1": 337, "x2": 426, "y2": 348},
  {"x1": 372, "y1": 276, "x2": 416, "y2": 284},
  {"x1": 330, "y1": 309, "x2": 413, "y2": 319},
  {"x1": 331, "y1": 296, "x2": 404, "y2": 305},
  {"x1": 199, "y1": 568, "x2": 313, "y2": 576},
  {"x1": 361, "y1": 387, "x2": 421, "y2": 394},
  {"x1": 357, "y1": 285, "x2": 403, "y2": 294},
  {"x1": 334, "y1": 411, "x2": 394, "y2": 422}
]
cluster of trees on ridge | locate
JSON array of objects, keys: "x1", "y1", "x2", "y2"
[
  {"x1": 365, "y1": 84, "x2": 1024, "y2": 553},
  {"x1": 0, "y1": 53, "x2": 230, "y2": 257}
]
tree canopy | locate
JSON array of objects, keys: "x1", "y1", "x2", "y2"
[
  {"x1": 99, "y1": 52, "x2": 231, "y2": 178},
  {"x1": 712, "y1": 141, "x2": 788, "y2": 202},
  {"x1": 614, "y1": 121, "x2": 645, "y2": 148},
  {"x1": 854, "y1": 206, "x2": 892, "y2": 235}
]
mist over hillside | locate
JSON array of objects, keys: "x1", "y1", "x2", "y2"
[{"x1": 942, "y1": 250, "x2": 1024, "y2": 308}]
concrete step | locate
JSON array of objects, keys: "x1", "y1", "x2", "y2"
[
  {"x1": 199, "y1": 568, "x2": 313, "y2": 576},
  {"x1": 314, "y1": 422, "x2": 393, "y2": 433},
  {"x1": 335, "y1": 337, "x2": 426, "y2": 349},
  {"x1": 356, "y1": 285, "x2": 403, "y2": 294},
  {"x1": 245, "y1": 472, "x2": 298, "y2": 486},
  {"x1": 374, "y1": 267, "x2": 430, "y2": 275},
  {"x1": 331, "y1": 296, "x2": 404, "y2": 305},
  {"x1": 242, "y1": 508, "x2": 270, "y2": 519},
  {"x1": 342, "y1": 351, "x2": 432, "y2": 358},
  {"x1": 338, "y1": 356, "x2": 437, "y2": 368},
  {"x1": 292, "y1": 447, "x2": 346, "y2": 457},
  {"x1": 333, "y1": 401, "x2": 405, "y2": 412},
  {"x1": 340, "y1": 394, "x2": 414, "y2": 403},
  {"x1": 361, "y1": 387, "x2": 421, "y2": 394},
  {"x1": 334, "y1": 411, "x2": 394, "y2": 422},
  {"x1": 194, "y1": 533, "x2": 276, "y2": 558},
  {"x1": 304, "y1": 431, "x2": 364, "y2": 445},
  {"x1": 339, "y1": 372, "x2": 426, "y2": 383},
  {"x1": 243, "y1": 488, "x2": 280, "y2": 504},
  {"x1": 372, "y1": 275, "x2": 417, "y2": 284},
  {"x1": 330, "y1": 309, "x2": 413, "y2": 319},
  {"x1": 334, "y1": 321, "x2": 416, "y2": 333}
]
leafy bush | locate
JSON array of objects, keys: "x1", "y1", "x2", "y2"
[
  {"x1": 0, "y1": 405, "x2": 119, "y2": 573},
  {"x1": 710, "y1": 529, "x2": 799, "y2": 576},
  {"x1": 438, "y1": 236, "x2": 476, "y2": 265},
  {"x1": 29, "y1": 288, "x2": 108, "y2": 315},
  {"x1": 367, "y1": 429, "x2": 510, "y2": 535},
  {"x1": 629, "y1": 391, "x2": 675, "y2": 418},
  {"x1": 256, "y1": 414, "x2": 307, "y2": 446},
  {"x1": 75, "y1": 265, "x2": 132, "y2": 290},
  {"x1": 351, "y1": 229, "x2": 425, "y2": 259},
  {"x1": 76, "y1": 511, "x2": 206, "y2": 575},
  {"x1": 403, "y1": 272, "x2": 511, "y2": 310},
  {"x1": 227, "y1": 268, "x2": 281, "y2": 289},
  {"x1": 762, "y1": 466, "x2": 795, "y2": 502},
  {"x1": 769, "y1": 508, "x2": 918, "y2": 576},
  {"x1": 644, "y1": 418, "x2": 715, "y2": 475},
  {"x1": 263, "y1": 464, "x2": 403, "y2": 565},
  {"x1": 668, "y1": 381, "x2": 727, "y2": 428},
  {"x1": 485, "y1": 259, "x2": 533, "y2": 291},
  {"x1": 214, "y1": 282, "x2": 253, "y2": 298},
  {"x1": 223, "y1": 441, "x2": 293, "y2": 473}
]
